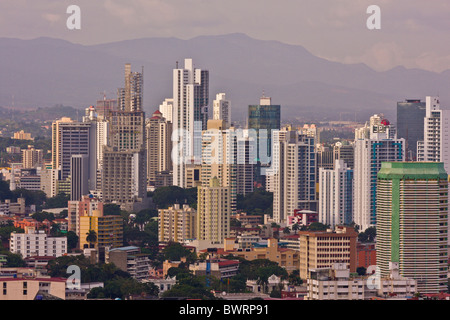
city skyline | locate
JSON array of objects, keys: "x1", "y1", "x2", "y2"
[{"x1": 1, "y1": 1, "x2": 450, "y2": 304}]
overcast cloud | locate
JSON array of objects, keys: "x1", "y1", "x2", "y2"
[{"x1": 1, "y1": 0, "x2": 450, "y2": 72}]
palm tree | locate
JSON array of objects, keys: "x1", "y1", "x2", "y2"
[
  {"x1": 86, "y1": 230, "x2": 97, "y2": 248},
  {"x1": 292, "y1": 223, "x2": 300, "y2": 234},
  {"x1": 256, "y1": 277, "x2": 269, "y2": 294}
]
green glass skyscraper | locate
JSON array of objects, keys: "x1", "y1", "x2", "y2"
[
  {"x1": 248, "y1": 95, "x2": 281, "y2": 161},
  {"x1": 248, "y1": 95, "x2": 280, "y2": 187}
]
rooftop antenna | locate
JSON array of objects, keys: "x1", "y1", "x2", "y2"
[{"x1": 176, "y1": 61, "x2": 179, "y2": 69}]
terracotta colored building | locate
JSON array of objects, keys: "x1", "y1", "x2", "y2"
[
  {"x1": 226, "y1": 238, "x2": 299, "y2": 274},
  {"x1": 356, "y1": 243, "x2": 376, "y2": 269},
  {"x1": 298, "y1": 226, "x2": 358, "y2": 279}
]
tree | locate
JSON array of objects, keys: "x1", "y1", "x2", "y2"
[
  {"x1": 236, "y1": 188, "x2": 273, "y2": 216},
  {"x1": 134, "y1": 208, "x2": 157, "y2": 230},
  {"x1": 49, "y1": 223, "x2": 61, "y2": 236},
  {"x1": 86, "y1": 230, "x2": 97, "y2": 248},
  {"x1": 152, "y1": 186, "x2": 197, "y2": 209},
  {"x1": 11, "y1": 189, "x2": 46, "y2": 207},
  {"x1": 58, "y1": 209, "x2": 68, "y2": 219},
  {"x1": 358, "y1": 227, "x2": 376, "y2": 243},
  {"x1": 163, "y1": 242, "x2": 195, "y2": 262},
  {"x1": 161, "y1": 274, "x2": 215, "y2": 300},
  {"x1": 283, "y1": 227, "x2": 291, "y2": 235},
  {"x1": 357, "y1": 266, "x2": 367, "y2": 276},
  {"x1": 31, "y1": 211, "x2": 55, "y2": 222},
  {"x1": 0, "y1": 225, "x2": 24, "y2": 242},
  {"x1": 3, "y1": 252, "x2": 26, "y2": 267},
  {"x1": 292, "y1": 223, "x2": 300, "y2": 234},
  {"x1": 103, "y1": 204, "x2": 121, "y2": 216},
  {"x1": 43, "y1": 193, "x2": 69, "y2": 209},
  {"x1": 256, "y1": 277, "x2": 269, "y2": 294},
  {"x1": 270, "y1": 286, "x2": 282, "y2": 298},
  {"x1": 239, "y1": 259, "x2": 287, "y2": 282},
  {"x1": 0, "y1": 180, "x2": 13, "y2": 201},
  {"x1": 288, "y1": 269, "x2": 303, "y2": 286},
  {"x1": 66, "y1": 231, "x2": 79, "y2": 251},
  {"x1": 167, "y1": 267, "x2": 191, "y2": 280}
]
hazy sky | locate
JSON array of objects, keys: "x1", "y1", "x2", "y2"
[{"x1": 1, "y1": 0, "x2": 450, "y2": 72}]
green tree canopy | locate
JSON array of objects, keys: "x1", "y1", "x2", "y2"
[
  {"x1": 103, "y1": 203, "x2": 121, "y2": 216},
  {"x1": 152, "y1": 186, "x2": 197, "y2": 209},
  {"x1": 43, "y1": 193, "x2": 69, "y2": 209},
  {"x1": 161, "y1": 274, "x2": 215, "y2": 300},
  {"x1": 162, "y1": 242, "x2": 196, "y2": 262},
  {"x1": 66, "y1": 231, "x2": 79, "y2": 251},
  {"x1": 0, "y1": 251, "x2": 26, "y2": 267},
  {"x1": 11, "y1": 189, "x2": 46, "y2": 207},
  {"x1": 86, "y1": 230, "x2": 97, "y2": 247},
  {"x1": 31, "y1": 211, "x2": 55, "y2": 222},
  {"x1": 301, "y1": 222, "x2": 330, "y2": 232},
  {"x1": 358, "y1": 227, "x2": 376, "y2": 243},
  {"x1": 236, "y1": 188, "x2": 273, "y2": 216},
  {"x1": 0, "y1": 180, "x2": 13, "y2": 201}
]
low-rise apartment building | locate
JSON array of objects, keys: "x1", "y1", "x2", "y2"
[{"x1": 9, "y1": 228, "x2": 67, "y2": 259}]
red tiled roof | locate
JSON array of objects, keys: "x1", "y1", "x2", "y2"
[
  {"x1": 218, "y1": 260, "x2": 240, "y2": 267},
  {"x1": 423, "y1": 292, "x2": 450, "y2": 299}
]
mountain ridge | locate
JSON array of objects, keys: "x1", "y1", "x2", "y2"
[{"x1": 0, "y1": 33, "x2": 448, "y2": 122}]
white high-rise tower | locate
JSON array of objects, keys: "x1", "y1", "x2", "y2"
[
  {"x1": 417, "y1": 96, "x2": 450, "y2": 173},
  {"x1": 353, "y1": 115, "x2": 405, "y2": 232},
  {"x1": 172, "y1": 58, "x2": 209, "y2": 187},
  {"x1": 213, "y1": 93, "x2": 231, "y2": 129}
]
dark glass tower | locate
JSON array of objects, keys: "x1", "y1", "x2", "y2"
[
  {"x1": 396, "y1": 99, "x2": 426, "y2": 160},
  {"x1": 247, "y1": 96, "x2": 281, "y2": 187},
  {"x1": 248, "y1": 96, "x2": 281, "y2": 161}
]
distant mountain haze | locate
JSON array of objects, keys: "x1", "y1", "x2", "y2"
[{"x1": 0, "y1": 33, "x2": 448, "y2": 122}]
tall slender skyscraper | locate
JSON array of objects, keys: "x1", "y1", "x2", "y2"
[
  {"x1": 70, "y1": 154, "x2": 89, "y2": 201},
  {"x1": 200, "y1": 120, "x2": 237, "y2": 214},
  {"x1": 417, "y1": 96, "x2": 450, "y2": 174},
  {"x1": 196, "y1": 176, "x2": 231, "y2": 245},
  {"x1": 159, "y1": 98, "x2": 174, "y2": 123},
  {"x1": 272, "y1": 128, "x2": 317, "y2": 224},
  {"x1": 248, "y1": 95, "x2": 281, "y2": 161},
  {"x1": 248, "y1": 95, "x2": 281, "y2": 187},
  {"x1": 118, "y1": 63, "x2": 143, "y2": 112},
  {"x1": 396, "y1": 99, "x2": 426, "y2": 161},
  {"x1": 319, "y1": 159, "x2": 353, "y2": 228},
  {"x1": 172, "y1": 58, "x2": 209, "y2": 187},
  {"x1": 353, "y1": 115, "x2": 405, "y2": 232},
  {"x1": 146, "y1": 110, "x2": 173, "y2": 188},
  {"x1": 377, "y1": 162, "x2": 448, "y2": 294},
  {"x1": 213, "y1": 93, "x2": 231, "y2": 129},
  {"x1": 102, "y1": 64, "x2": 148, "y2": 211}
]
